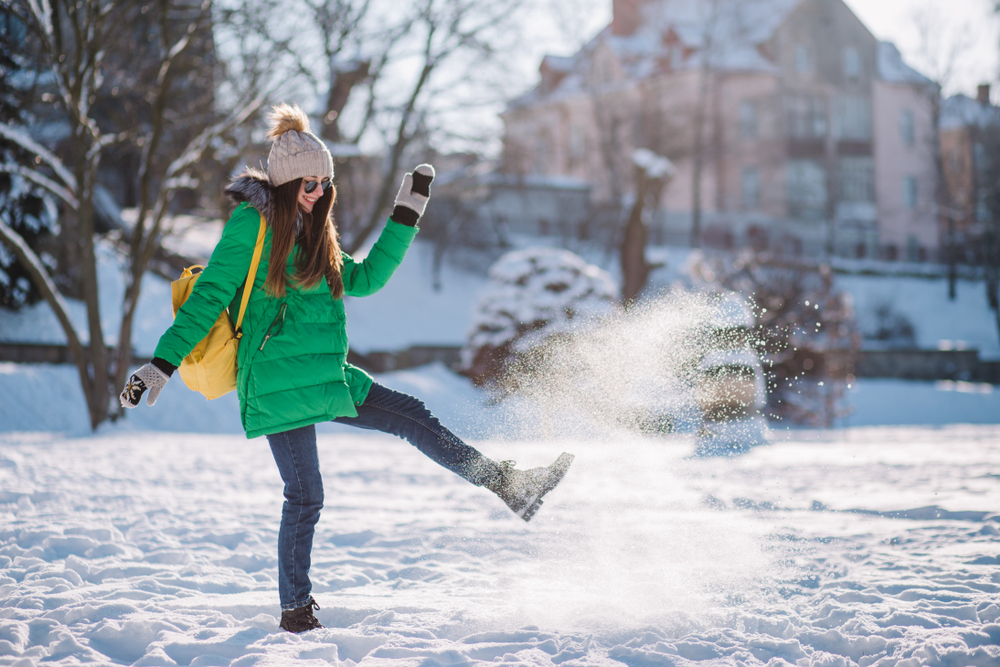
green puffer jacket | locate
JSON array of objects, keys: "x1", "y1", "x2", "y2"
[{"x1": 154, "y1": 191, "x2": 417, "y2": 439}]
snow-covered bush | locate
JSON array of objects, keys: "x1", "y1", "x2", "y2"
[
  {"x1": 0, "y1": 167, "x2": 58, "y2": 311},
  {"x1": 461, "y1": 247, "x2": 618, "y2": 386}
]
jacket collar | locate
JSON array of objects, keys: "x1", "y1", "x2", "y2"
[{"x1": 225, "y1": 168, "x2": 276, "y2": 222}]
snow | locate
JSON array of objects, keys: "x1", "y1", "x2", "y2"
[
  {"x1": 3, "y1": 411, "x2": 1000, "y2": 664},
  {"x1": 632, "y1": 149, "x2": 676, "y2": 179},
  {"x1": 2, "y1": 234, "x2": 999, "y2": 662},
  {"x1": 836, "y1": 272, "x2": 1000, "y2": 359}
]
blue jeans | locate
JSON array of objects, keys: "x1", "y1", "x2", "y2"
[{"x1": 265, "y1": 382, "x2": 500, "y2": 609}]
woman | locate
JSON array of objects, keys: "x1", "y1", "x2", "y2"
[{"x1": 119, "y1": 103, "x2": 572, "y2": 634}]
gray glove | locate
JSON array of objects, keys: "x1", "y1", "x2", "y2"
[
  {"x1": 120, "y1": 364, "x2": 170, "y2": 408},
  {"x1": 390, "y1": 164, "x2": 435, "y2": 226}
]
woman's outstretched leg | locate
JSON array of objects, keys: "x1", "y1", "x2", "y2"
[
  {"x1": 334, "y1": 382, "x2": 501, "y2": 485},
  {"x1": 334, "y1": 382, "x2": 573, "y2": 521}
]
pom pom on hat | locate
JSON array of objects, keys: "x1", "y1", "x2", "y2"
[
  {"x1": 267, "y1": 103, "x2": 310, "y2": 139},
  {"x1": 266, "y1": 102, "x2": 334, "y2": 186}
]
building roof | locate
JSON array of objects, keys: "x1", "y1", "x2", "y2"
[
  {"x1": 940, "y1": 93, "x2": 1000, "y2": 131},
  {"x1": 877, "y1": 42, "x2": 933, "y2": 86},
  {"x1": 509, "y1": 0, "x2": 933, "y2": 111}
]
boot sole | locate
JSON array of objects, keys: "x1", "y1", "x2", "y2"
[{"x1": 518, "y1": 452, "x2": 575, "y2": 522}]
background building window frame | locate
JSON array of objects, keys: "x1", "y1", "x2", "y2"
[
  {"x1": 742, "y1": 166, "x2": 761, "y2": 209},
  {"x1": 834, "y1": 95, "x2": 872, "y2": 141},
  {"x1": 843, "y1": 46, "x2": 861, "y2": 81},
  {"x1": 739, "y1": 100, "x2": 758, "y2": 139},
  {"x1": 795, "y1": 43, "x2": 812, "y2": 75},
  {"x1": 903, "y1": 175, "x2": 919, "y2": 209},
  {"x1": 787, "y1": 159, "x2": 828, "y2": 218},
  {"x1": 900, "y1": 109, "x2": 915, "y2": 147},
  {"x1": 837, "y1": 157, "x2": 875, "y2": 202}
]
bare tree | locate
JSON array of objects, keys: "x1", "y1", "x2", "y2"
[
  {"x1": 1, "y1": 0, "x2": 265, "y2": 428},
  {"x1": 910, "y1": 2, "x2": 974, "y2": 299},
  {"x1": 621, "y1": 149, "x2": 674, "y2": 304},
  {"x1": 238, "y1": 0, "x2": 524, "y2": 254}
]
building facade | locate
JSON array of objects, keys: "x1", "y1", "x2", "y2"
[
  {"x1": 501, "y1": 0, "x2": 941, "y2": 260},
  {"x1": 939, "y1": 86, "x2": 1000, "y2": 261}
]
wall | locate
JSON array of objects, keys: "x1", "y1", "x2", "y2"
[{"x1": 873, "y1": 80, "x2": 940, "y2": 258}]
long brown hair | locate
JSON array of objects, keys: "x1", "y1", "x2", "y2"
[{"x1": 264, "y1": 178, "x2": 345, "y2": 299}]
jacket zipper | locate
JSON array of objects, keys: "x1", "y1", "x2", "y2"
[{"x1": 259, "y1": 302, "x2": 287, "y2": 351}]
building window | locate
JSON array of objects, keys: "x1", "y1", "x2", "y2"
[
  {"x1": 903, "y1": 175, "x2": 918, "y2": 209},
  {"x1": 795, "y1": 44, "x2": 812, "y2": 74},
  {"x1": 907, "y1": 235, "x2": 920, "y2": 262},
  {"x1": 843, "y1": 46, "x2": 860, "y2": 80},
  {"x1": 742, "y1": 167, "x2": 760, "y2": 208},
  {"x1": 787, "y1": 160, "x2": 827, "y2": 218},
  {"x1": 534, "y1": 128, "x2": 551, "y2": 174},
  {"x1": 785, "y1": 94, "x2": 826, "y2": 138},
  {"x1": 569, "y1": 125, "x2": 586, "y2": 164},
  {"x1": 739, "y1": 101, "x2": 757, "y2": 139},
  {"x1": 837, "y1": 157, "x2": 875, "y2": 202},
  {"x1": 900, "y1": 109, "x2": 915, "y2": 146},
  {"x1": 834, "y1": 95, "x2": 872, "y2": 140}
]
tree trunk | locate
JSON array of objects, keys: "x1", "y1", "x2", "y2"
[
  {"x1": 322, "y1": 60, "x2": 370, "y2": 143},
  {"x1": 690, "y1": 54, "x2": 711, "y2": 249},
  {"x1": 75, "y1": 137, "x2": 111, "y2": 429},
  {"x1": 621, "y1": 168, "x2": 652, "y2": 305}
]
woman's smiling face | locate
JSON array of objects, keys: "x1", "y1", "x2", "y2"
[{"x1": 297, "y1": 176, "x2": 330, "y2": 212}]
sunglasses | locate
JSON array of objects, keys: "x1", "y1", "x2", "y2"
[{"x1": 303, "y1": 179, "x2": 332, "y2": 194}]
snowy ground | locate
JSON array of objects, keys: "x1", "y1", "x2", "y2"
[
  {"x1": 2, "y1": 238, "x2": 1000, "y2": 665},
  {"x1": 2, "y1": 421, "x2": 1000, "y2": 666}
]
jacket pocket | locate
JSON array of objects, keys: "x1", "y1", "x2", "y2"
[{"x1": 259, "y1": 302, "x2": 287, "y2": 351}]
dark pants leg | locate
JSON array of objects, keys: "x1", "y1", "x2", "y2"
[
  {"x1": 266, "y1": 425, "x2": 323, "y2": 610},
  {"x1": 335, "y1": 382, "x2": 501, "y2": 486}
]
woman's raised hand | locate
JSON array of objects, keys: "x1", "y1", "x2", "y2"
[{"x1": 390, "y1": 164, "x2": 435, "y2": 227}]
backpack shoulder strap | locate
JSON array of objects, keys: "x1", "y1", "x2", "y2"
[{"x1": 234, "y1": 214, "x2": 267, "y2": 338}]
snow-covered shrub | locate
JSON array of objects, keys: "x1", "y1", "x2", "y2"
[
  {"x1": 461, "y1": 247, "x2": 618, "y2": 386},
  {"x1": 0, "y1": 47, "x2": 59, "y2": 310},
  {"x1": 0, "y1": 169, "x2": 58, "y2": 311},
  {"x1": 688, "y1": 249, "x2": 860, "y2": 427}
]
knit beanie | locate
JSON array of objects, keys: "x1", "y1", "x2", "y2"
[{"x1": 266, "y1": 103, "x2": 334, "y2": 186}]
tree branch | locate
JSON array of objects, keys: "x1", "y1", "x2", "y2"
[
  {"x1": 0, "y1": 216, "x2": 92, "y2": 396},
  {"x1": 0, "y1": 122, "x2": 78, "y2": 190},
  {"x1": 0, "y1": 163, "x2": 79, "y2": 208}
]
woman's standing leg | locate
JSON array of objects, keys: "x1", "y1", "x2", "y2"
[{"x1": 266, "y1": 424, "x2": 324, "y2": 611}]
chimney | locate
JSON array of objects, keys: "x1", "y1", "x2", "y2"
[
  {"x1": 978, "y1": 83, "x2": 991, "y2": 105},
  {"x1": 612, "y1": 0, "x2": 641, "y2": 36}
]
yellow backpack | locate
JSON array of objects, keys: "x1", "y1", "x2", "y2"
[{"x1": 170, "y1": 215, "x2": 267, "y2": 400}]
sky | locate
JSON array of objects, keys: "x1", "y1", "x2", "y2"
[{"x1": 845, "y1": 0, "x2": 1000, "y2": 98}]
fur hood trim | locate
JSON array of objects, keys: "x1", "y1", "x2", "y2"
[{"x1": 224, "y1": 168, "x2": 275, "y2": 221}]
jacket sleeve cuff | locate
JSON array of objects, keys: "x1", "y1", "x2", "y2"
[
  {"x1": 151, "y1": 357, "x2": 177, "y2": 377},
  {"x1": 389, "y1": 205, "x2": 419, "y2": 227}
]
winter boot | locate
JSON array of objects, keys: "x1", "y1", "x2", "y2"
[
  {"x1": 486, "y1": 453, "x2": 574, "y2": 522},
  {"x1": 279, "y1": 597, "x2": 323, "y2": 633}
]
